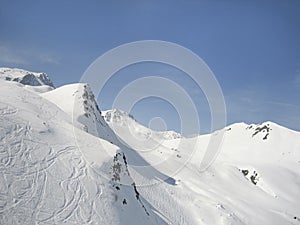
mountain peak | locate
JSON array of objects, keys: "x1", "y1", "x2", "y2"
[
  {"x1": 0, "y1": 77, "x2": 300, "y2": 225},
  {"x1": 102, "y1": 109, "x2": 182, "y2": 140},
  {"x1": 0, "y1": 67, "x2": 54, "y2": 88},
  {"x1": 102, "y1": 109, "x2": 135, "y2": 123},
  {"x1": 41, "y1": 83, "x2": 118, "y2": 143}
]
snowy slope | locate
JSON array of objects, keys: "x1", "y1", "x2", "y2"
[
  {"x1": 0, "y1": 69, "x2": 300, "y2": 225},
  {"x1": 102, "y1": 109, "x2": 184, "y2": 166},
  {"x1": 103, "y1": 109, "x2": 182, "y2": 140},
  {"x1": 41, "y1": 83, "x2": 117, "y2": 143},
  {"x1": 0, "y1": 80, "x2": 167, "y2": 225},
  {"x1": 41, "y1": 87, "x2": 179, "y2": 186},
  {"x1": 101, "y1": 109, "x2": 300, "y2": 224},
  {"x1": 143, "y1": 122, "x2": 300, "y2": 225}
]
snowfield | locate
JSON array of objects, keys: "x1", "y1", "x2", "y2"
[{"x1": 0, "y1": 68, "x2": 300, "y2": 225}]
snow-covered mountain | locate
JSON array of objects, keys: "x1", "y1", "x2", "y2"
[
  {"x1": 41, "y1": 83, "x2": 117, "y2": 143},
  {"x1": 103, "y1": 109, "x2": 182, "y2": 140},
  {"x1": 0, "y1": 67, "x2": 54, "y2": 92},
  {"x1": 0, "y1": 68, "x2": 300, "y2": 225}
]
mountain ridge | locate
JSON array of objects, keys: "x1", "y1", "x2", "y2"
[
  {"x1": 0, "y1": 67, "x2": 55, "y2": 88},
  {"x1": 0, "y1": 67, "x2": 299, "y2": 225}
]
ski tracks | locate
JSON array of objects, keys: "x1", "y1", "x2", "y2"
[{"x1": 0, "y1": 116, "x2": 104, "y2": 224}]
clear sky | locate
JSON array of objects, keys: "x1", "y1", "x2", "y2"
[{"x1": 1, "y1": 0, "x2": 300, "y2": 134}]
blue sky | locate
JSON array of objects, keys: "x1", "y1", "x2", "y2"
[{"x1": 1, "y1": 0, "x2": 300, "y2": 134}]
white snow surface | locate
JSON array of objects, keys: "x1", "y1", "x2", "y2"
[
  {"x1": 0, "y1": 69, "x2": 300, "y2": 225},
  {"x1": 0, "y1": 67, "x2": 54, "y2": 90},
  {"x1": 103, "y1": 109, "x2": 182, "y2": 140}
]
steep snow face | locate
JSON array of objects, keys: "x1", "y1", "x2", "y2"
[
  {"x1": 0, "y1": 80, "x2": 166, "y2": 225},
  {"x1": 41, "y1": 83, "x2": 117, "y2": 143},
  {"x1": 41, "y1": 90, "x2": 181, "y2": 186},
  {"x1": 108, "y1": 151, "x2": 167, "y2": 224},
  {"x1": 0, "y1": 67, "x2": 54, "y2": 88},
  {"x1": 102, "y1": 109, "x2": 185, "y2": 170},
  {"x1": 1, "y1": 72, "x2": 300, "y2": 225}
]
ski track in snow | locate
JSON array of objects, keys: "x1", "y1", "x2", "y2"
[
  {"x1": 0, "y1": 103, "x2": 104, "y2": 225},
  {"x1": 0, "y1": 102, "x2": 18, "y2": 116},
  {"x1": 1, "y1": 73, "x2": 300, "y2": 225}
]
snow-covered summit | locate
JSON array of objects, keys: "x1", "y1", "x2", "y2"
[
  {"x1": 103, "y1": 109, "x2": 182, "y2": 140},
  {"x1": 1, "y1": 69, "x2": 300, "y2": 225},
  {"x1": 0, "y1": 67, "x2": 54, "y2": 88},
  {"x1": 0, "y1": 79, "x2": 166, "y2": 225},
  {"x1": 103, "y1": 109, "x2": 136, "y2": 124},
  {"x1": 42, "y1": 83, "x2": 116, "y2": 143}
]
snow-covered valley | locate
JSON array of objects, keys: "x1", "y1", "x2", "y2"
[{"x1": 0, "y1": 68, "x2": 300, "y2": 225}]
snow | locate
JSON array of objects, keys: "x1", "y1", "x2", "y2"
[
  {"x1": 0, "y1": 67, "x2": 300, "y2": 225},
  {"x1": 41, "y1": 83, "x2": 118, "y2": 144},
  {"x1": 0, "y1": 67, "x2": 54, "y2": 88},
  {"x1": 0, "y1": 80, "x2": 161, "y2": 224},
  {"x1": 103, "y1": 109, "x2": 182, "y2": 140}
]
